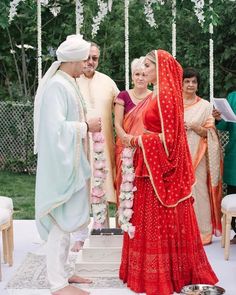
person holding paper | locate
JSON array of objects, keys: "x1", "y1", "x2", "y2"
[
  {"x1": 183, "y1": 67, "x2": 222, "y2": 245},
  {"x1": 213, "y1": 90, "x2": 236, "y2": 243}
]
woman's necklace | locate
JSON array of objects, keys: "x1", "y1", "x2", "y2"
[{"x1": 132, "y1": 89, "x2": 148, "y2": 100}]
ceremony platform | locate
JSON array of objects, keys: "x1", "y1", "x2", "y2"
[{"x1": 0, "y1": 219, "x2": 236, "y2": 295}]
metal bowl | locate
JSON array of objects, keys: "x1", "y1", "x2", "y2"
[{"x1": 181, "y1": 284, "x2": 225, "y2": 295}]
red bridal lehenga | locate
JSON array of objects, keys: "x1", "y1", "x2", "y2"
[{"x1": 119, "y1": 50, "x2": 218, "y2": 295}]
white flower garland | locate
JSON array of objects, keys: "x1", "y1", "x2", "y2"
[
  {"x1": 118, "y1": 147, "x2": 136, "y2": 239},
  {"x1": 209, "y1": 0, "x2": 214, "y2": 103},
  {"x1": 8, "y1": 0, "x2": 25, "y2": 23},
  {"x1": 172, "y1": 0, "x2": 176, "y2": 58},
  {"x1": 144, "y1": 0, "x2": 165, "y2": 29},
  {"x1": 91, "y1": 132, "x2": 108, "y2": 229},
  {"x1": 76, "y1": 0, "x2": 84, "y2": 34},
  {"x1": 91, "y1": 0, "x2": 110, "y2": 38},
  {"x1": 40, "y1": 0, "x2": 49, "y2": 6},
  {"x1": 49, "y1": 4, "x2": 61, "y2": 17},
  {"x1": 37, "y1": 0, "x2": 42, "y2": 82},
  {"x1": 125, "y1": 0, "x2": 129, "y2": 90},
  {"x1": 191, "y1": 0, "x2": 205, "y2": 26}
]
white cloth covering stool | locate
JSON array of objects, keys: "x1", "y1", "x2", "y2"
[
  {"x1": 0, "y1": 196, "x2": 14, "y2": 281},
  {"x1": 221, "y1": 194, "x2": 236, "y2": 260},
  {"x1": 0, "y1": 196, "x2": 13, "y2": 211}
]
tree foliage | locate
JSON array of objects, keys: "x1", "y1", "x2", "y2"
[{"x1": 0, "y1": 0, "x2": 235, "y2": 102}]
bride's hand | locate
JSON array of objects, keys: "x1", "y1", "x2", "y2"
[{"x1": 122, "y1": 134, "x2": 133, "y2": 147}]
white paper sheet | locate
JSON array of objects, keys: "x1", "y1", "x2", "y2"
[{"x1": 213, "y1": 98, "x2": 236, "y2": 123}]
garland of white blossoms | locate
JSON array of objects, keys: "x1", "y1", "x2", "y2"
[
  {"x1": 118, "y1": 147, "x2": 136, "y2": 239},
  {"x1": 8, "y1": 0, "x2": 25, "y2": 23},
  {"x1": 91, "y1": 132, "x2": 108, "y2": 229},
  {"x1": 209, "y1": 0, "x2": 214, "y2": 102},
  {"x1": 91, "y1": 0, "x2": 112, "y2": 38},
  {"x1": 125, "y1": 0, "x2": 129, "y2": 90},
  {"x1": 76, "y1": 0, "x2": 84, "y2": 34},
  {"x1": 191, "y1": 0, "x2": 205, "y2": 26},
  {"x1": 9, "y1": 0, "x2": 62, "y2": 23},
  {"x1": 144, "y1": 0, "x2": 165, "y2": 28}
]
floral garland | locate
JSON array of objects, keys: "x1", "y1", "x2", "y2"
[
  {"x1": 91, "y1": 132, "x2": 108, "y2": 229},
  {"x1": 76, "y1": 0, "x2": 84, "y2": 34},
  {"x1": 144, "y1": 0, "x2": 165, "y2": 29},
  {"x1": 191, "y1": 0, "x2": 205, "y2": 26},
  {"x1": 118, "y1": 147, "x2": 136, "y2": 239},
  {"x1": 125, "y1": 0, "x2": 129, "y2": 90},
  {"x1": 91, "y1": 0, "x2": 111, "y2": 38},
  {"x1": 49, "y1": 4, "x2": 61, "y2": 17},
  {"x1": 8, "y1": 0, "x2": 25, "y2": 23}
]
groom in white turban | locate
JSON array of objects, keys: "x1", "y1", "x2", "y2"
[{"x1": 34, "y1": 34, "x2": 101, "y2": 295}]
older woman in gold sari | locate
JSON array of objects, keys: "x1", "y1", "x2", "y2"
[{"x1": 183, "y1": 67, "x2": 222, "y2": 245}]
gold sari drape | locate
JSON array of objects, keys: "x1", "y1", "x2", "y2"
[{"x1": 184, "y1": 97, "x2": 222, "y2": 245}]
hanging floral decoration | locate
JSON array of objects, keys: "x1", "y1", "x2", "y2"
[
  {"x1": 144, "y1": 0, "x2": 165, "y2": 28},
  {"x1": 40, "y1": 0, "x2": 49, "y2": 6},
  {"x1": 49, "y1": 4, "x2": 61, "y2": 17},
  {"x1": 76, "y1": 0, "x2": 84, "y2": 33},
  {"x1": 91, "y1": 0, "x2": 112, "y2": 38},
  {"x1": 118, "y1": 147, "x2": 136, "y2": 239},
  {"x1": 125, "y1": 0, "x2": 129, "y2": 90},
  {"x1": 191, "y1": 0, "x2": 205, "y2": 26},
  {"x1": 8, "y1": 0, "x2": 25, "y2": 23},
  {"x1": 91, "y1": 132, "x2": 108, "y2": 229}
]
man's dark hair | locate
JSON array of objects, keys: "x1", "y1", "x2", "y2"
[{"x1": 183, "y1": 67, "x2": 200, "y2": 86}]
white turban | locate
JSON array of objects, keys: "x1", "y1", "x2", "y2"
[
  {"x1": 34, "y1": 34, "x2": 90, "y2": 154},
  {"x1": 56, "y1": 34, "x2": 90, "y2": 62}
]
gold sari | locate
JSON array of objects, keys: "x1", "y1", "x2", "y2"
[{"x1": 184, "y1": 97, "x2": 222, "y2": 245}]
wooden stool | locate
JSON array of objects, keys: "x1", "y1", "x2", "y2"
[
  {"x1": 0, "y1": 196, "x2": 14, "y2": 281},
  {"x1": 0, "y1": 208, "x2": 13, "y2": 281},
  {"x1": 221, "y1": 194, "x2": 236, "y2": 260}
]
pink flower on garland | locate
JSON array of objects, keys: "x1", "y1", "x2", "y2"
[
  {"x1": 92, "y1": 186, "x2": 105, "y2": 198},
  {"x1": 92, "y1": 132, "x2": 105, "y2": 143},
  {"x1": 118, "y1": 147, "x2": 136, "y2": 239},
  {"x1": 93, "y1": 142, "x2": 104, "y2": 153},
  {"x1": 121, "y1": 182, "x2": 134, "y2": 192},
  {"x1": 120, "y1": 199, "x2": 133, "y2": 209},
  {"x1": 123, "y1": 147, "x2": 133, "y2": 158},
  {"x1": 122, "y1": 157, "x2": 133, "y2": 167},
  {"x1": 91, "y1": 132, "x2": 107, "y2": 229},
  {"x1": 94, "y1": 169, "x2": 107, "y2": 179},
  {"x1": 122, "y1": 172, "x2": 135, "y2": 182},
  {"x1": 94, "y1": 160, "x2": 106, "y2": 170}
]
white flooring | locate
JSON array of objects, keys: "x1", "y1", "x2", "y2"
[{"x1": 0, "y1": 220, "x2": 236, "y2": 295}]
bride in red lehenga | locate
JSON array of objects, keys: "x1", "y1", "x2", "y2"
[{"x1": 119, "y1": 49, "x2": 218, "y2": 295}]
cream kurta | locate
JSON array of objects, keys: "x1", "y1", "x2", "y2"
[{"x1": 77, "y1": 71, "x2": 119, "y2": 203}]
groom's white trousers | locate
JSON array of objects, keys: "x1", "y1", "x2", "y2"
[
  {"x1": 46, "y1": 222, "x2": 89, "y2": 292},
  {"x1": 46, "y1": 224, "x2": 70, "y2": 292}
]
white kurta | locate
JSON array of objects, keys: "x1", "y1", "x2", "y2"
[
  {"x1": 35, "y1": 70, "x2": 91, "y2": 241},
  {"x1": 77, "y1": 71, "x2": 119, "y2": 203}
]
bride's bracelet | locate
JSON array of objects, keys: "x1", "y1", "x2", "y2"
[{"x1": 130, "y1": 136, "x2": 138, "y2": 147}]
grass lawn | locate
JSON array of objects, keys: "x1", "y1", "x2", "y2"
[
  {"x1": 0, "y1": 170, "x2": 36, "y2": 219},
  {"x1": 0, "y1": 170, "x2": 117, "y2": 219}
]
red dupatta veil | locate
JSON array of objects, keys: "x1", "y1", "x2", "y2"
[{"x1": 140, "y1": 50, "x2": 195, "y2": 207}]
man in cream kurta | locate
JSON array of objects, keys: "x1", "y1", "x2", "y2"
[
  {"x1": 34, "y1": 35, "x2": 101, "y2": 295},
  {"x1": 71, "y1": 43, "x2": 119, "y2": 251}
]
